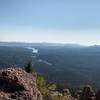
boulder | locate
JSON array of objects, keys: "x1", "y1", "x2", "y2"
[
  {"x1": 62, "y1": 89, "x2": 73, "y2": 100},
  {"x1": 0, "y1": 68, "x2": 43, "y2": 100}
]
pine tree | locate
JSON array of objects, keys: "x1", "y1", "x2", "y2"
[{"x1": 24, "y1": 61, "x2": 33, "y2": 73}]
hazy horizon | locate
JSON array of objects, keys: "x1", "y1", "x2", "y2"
[
  {"x1": 0, "y1": 41, "x2": 99, "y2": 46},
  {"x1": 0, "y1": 0, "x2": 100, "y2": 45}
]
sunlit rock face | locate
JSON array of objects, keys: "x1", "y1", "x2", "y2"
[{"x1": 0, "y1": 68, "x2": 42, "y2": 100}]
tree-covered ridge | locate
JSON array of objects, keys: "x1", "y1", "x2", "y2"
[
  {"x1": 24, "y1": 62, "x2": 100, "y2": 100},
  {"x1": 24, "y1": 62, "x2": 73, "y2": 100},
  {"x1": 0, "y1": 46, "x2": 100, "y2": 88}
]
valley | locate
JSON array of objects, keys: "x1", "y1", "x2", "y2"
[{"x1": 0, "y1": 43, "x2": 100, "y2": 88}]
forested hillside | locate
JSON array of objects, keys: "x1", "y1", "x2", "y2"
[{"x1": 0, "y1": 44, "x2": 100, "y2": 88}]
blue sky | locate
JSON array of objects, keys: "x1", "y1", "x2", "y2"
[{"x1": 0, "y1": 0, "x2": 100, "y2": 45}]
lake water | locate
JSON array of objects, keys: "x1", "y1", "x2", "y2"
[{"x1": 25, "y1": 47, "x2": 38, "y2": 53}]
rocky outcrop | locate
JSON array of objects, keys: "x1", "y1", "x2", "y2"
[
  {"x1": 79, "y1": 85, "x2": 95, "y2": 100},
  {"x1": 1, "y1": 67, "x2": 100, "y2": 100},
  {"x1": 62, "y1": 89, "x2": 73, "y2": 100},
  {"x1": 0, "y1": 68, "x2": 42, "y2": 100},
  {"x1": 95, "y1": 89, "x2": 100, "y2": 100}
]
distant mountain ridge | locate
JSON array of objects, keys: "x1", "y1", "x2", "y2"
[{"x1": 0, "y1": 41, "x2": 90, "y2": 47}]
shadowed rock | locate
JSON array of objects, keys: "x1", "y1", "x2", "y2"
[
  {"x1": 95, "y1": 89, "x2": 100, "y2": 100},
  {"x1": 80, "y1": 85, "x2": 95, "y2": 100}
]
